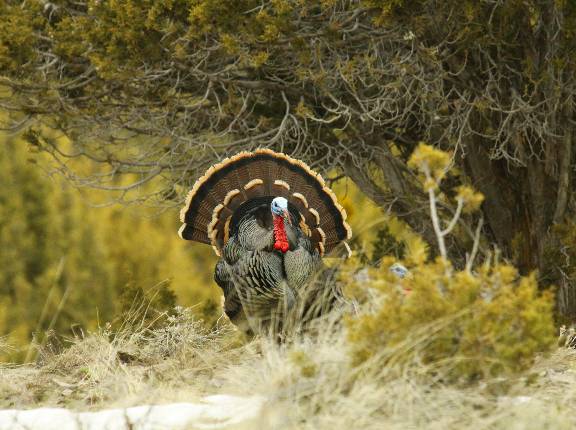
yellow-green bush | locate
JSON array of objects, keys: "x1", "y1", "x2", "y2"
[
  {"x1": 347, "y1": 144, "x2": 556, "y2": 382},
  {"x1": 346, "y1": 257, "x2": 555, "y2": 381}
]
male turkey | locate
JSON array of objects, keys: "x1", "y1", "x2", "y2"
[{"x1": 178, "y1": 149, "x2": 352, "y2": 333}]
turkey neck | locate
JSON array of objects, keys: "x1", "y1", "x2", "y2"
[{"x1": 273, "y1": 215, "x2": 290, "y2": 253}]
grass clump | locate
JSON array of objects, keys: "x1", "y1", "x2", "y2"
[{"x1": 0, "y1": 306, "x2": 239, "y2": 410}]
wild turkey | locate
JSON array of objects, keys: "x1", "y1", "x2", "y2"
[{"x1": 178, "y1": 149, "x2": 352, "y2": 333}]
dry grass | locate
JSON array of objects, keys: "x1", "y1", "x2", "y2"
[
  {"x1": 4, "y1": 254, "x2": 568, "y2": 430},
  {"x1": 0, "y1": 338, "x2": 11, "y2": 354},
  {"x1": 0, "y1": 306, "x2": 575, "y2": 429}
]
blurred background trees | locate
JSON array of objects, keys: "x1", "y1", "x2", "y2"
[
  {"x1": 0, "y1": 0, "x2": 575, "y2": 351},
  {"x1": 0, "y1": 130, "x2": 220, "y2": 361}
]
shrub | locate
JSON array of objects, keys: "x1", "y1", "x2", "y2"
[
  {"x1": 346, "y1": 257, "x2": 555, "y2": 381},
  {"x1": 346, "y1": 144, "x2": 556, "y2": 382}
]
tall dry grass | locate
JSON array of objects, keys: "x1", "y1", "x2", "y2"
[{"x1": 0, "y1": 302, "x2": 575, "y2": 429}]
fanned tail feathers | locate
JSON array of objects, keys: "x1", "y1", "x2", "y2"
[{"x1": 179, "y1": 149, "x2": 352, "y2": 257}]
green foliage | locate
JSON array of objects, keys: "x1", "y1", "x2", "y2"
[
  {"x1": 371, "y1": 224, "x2": 405, "y2": 264},
  {"x1": 5, "y1": 0, "x2": 570, "y2": 84},
  {"x1": 346, "y1": 256, "x2": 556, "y2": 382},
  {"x1": 408, "y1": 142, "x2": 452, "y2": 191},
  {"x1": 0, "y1": 2, "x2": 43, "y2": 71},
  {"x1": 0, "y1": 136, "x2": 112, "y2": 360},
  {"x1": 54, "y1": 0, "x2": 191, "y2": 76},
  {"x1": 0, "y1": 134, "x2": 220, "y2": 362},
  {"x1": 455, "y1": 185, "x2": 485, "y2": 214}
]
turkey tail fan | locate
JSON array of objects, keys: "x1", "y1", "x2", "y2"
[{"x1": 179, "y1": 148, "x2": 352, "y2": 257}]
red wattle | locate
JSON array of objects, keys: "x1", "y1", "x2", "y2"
[{"x1": 273, "y1": 215, "x2": 289, "y2": 253}]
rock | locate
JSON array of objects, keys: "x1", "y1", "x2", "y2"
[{"x1": 0, "y1": 395, "x2": 266, "y2": 430}]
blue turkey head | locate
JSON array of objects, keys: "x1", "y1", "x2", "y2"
[{"x1": 271, "y1": 197, "x2": 288, "y2": 216}]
